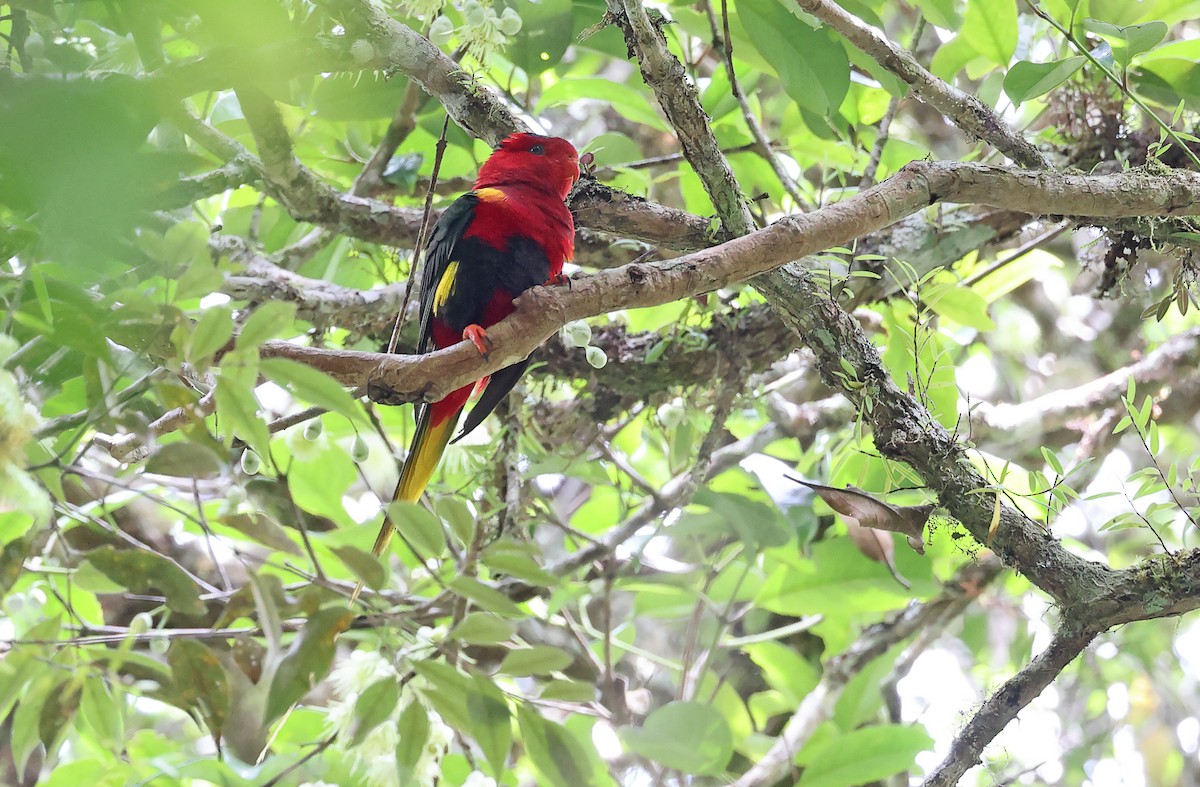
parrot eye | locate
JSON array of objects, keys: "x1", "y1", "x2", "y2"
[{"x1": 529, "y1": 144, "x2": 546, "y2": 156}]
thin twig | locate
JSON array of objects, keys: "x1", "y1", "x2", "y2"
[
  {"x1": 387, "y1": 114, "x2": 452, "y2": 356},
  {"x1": 795, "y1": 0, "x2": 1048, "y2": 168},
  {"x1": 860, "y1": 17, "x2": 925, "y2": 188},
  {"x1": 702, "y1": 0, "x2": 809, "y2": 209},
  {"x1": 961, "y1": 221, "x2": 1071, "y2": 287}
]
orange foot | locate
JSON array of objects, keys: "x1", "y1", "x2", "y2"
[
  {"x1": 463, "y1": 324, "x2": 494, "y2": 359},
  {"x1": 548, "y1": 273, "x2": 572, "y2": 289}
]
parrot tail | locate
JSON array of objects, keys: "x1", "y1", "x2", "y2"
[{"x1": 350, "y1": 396, "x2": 464, "y2": 603}]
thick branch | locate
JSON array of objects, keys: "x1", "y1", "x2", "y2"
[
  {"x1": 608, "y1": 0, "x2": 755, "y2": 235},
  {"x1": 217, "y1": 237, "x2": 410, "y2": 336},
  {"x1": 975, "y1": 327, "x2": 1200, "y2": 441},
  {"x1": 313, "y1": 0, "x2": 523, "y2": 144},
  {"x1": 258, "y1": 161, "x2": 1200, "y2": 404}
]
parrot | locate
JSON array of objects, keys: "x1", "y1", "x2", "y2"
[{"x1": 353, "y1": 133, "x2": 580, "y2": 600}]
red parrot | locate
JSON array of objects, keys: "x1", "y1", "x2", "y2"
[{"x1": 358, "y1": 133, "x2": 579, "y2": 586}]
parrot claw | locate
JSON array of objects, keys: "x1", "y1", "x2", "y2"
[
  {"x1": 463, "y1": 324, "x2": 494, "y2": 359},
  {"x1": 548, "y1": 273, "x2": 572, "y2": 289}
]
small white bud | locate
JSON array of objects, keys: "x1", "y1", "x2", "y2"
[
  {"x1": 561, "y1": 320, "x2": 592, "y2": 348},
  {"x1": 240, "y1": 450, "x2": 262, "y2": 475},
  {"x1": 303, "y1": 419, "x2": 323, "y2": 440},
  {"x1": 429, "y1": 15, "x2": 454, "y2": 45},
  {"x1": 128, "y1": 612, "x2": 153, "y2": 637},
  {"x1": 351, "y1": 434, "x2": 370, "y2": 463},
  {"x1": 657, "y1": 400, "x2": 685, "y2": 428},
  {"x1": 349, "y1": 39, "x2": 375, "y2": 64},
  {"x1": 498, "y1": 7, "x2": 522, "y2": 34},
  {"x1": 464, "y1": 0, "x2": 486, "y2": 26},
  {"x1": 585, "y1": 346, "x2": 607, "y2": 369}
]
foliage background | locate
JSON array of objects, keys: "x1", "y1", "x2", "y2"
[{"x1": 2, "y1": 0, "x2": 1200, "y2": 784}]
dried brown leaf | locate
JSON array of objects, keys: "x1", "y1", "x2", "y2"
[{"x1": 791, "y1": 478, "x2": 931, "y2": 555}]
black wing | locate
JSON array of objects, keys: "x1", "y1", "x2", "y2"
[
  {"x1": 416, "y1": 193, "x2": 479, "y2": 354},
  {"x1": 451, "y1": 357, "x2": 532, "y2": 443},
  {"x1": 453, "y1": 235, "x2": 554, "y2": 442}
]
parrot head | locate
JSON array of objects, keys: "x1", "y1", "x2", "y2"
[{"x1": 476, "y1": 133, "x2": 580, "y2": 200}]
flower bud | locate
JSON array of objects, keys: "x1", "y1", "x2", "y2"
[{"x1": 585, "y1": 346, "x2": 607, "y2": 369}]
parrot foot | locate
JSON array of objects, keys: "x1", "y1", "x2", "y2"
[
  {"x1": 463, "y1": 324, "x2": 494, "y2": 359},
  {"x1": 548, "y1": 273, "x2": 572, "y2": 289}
]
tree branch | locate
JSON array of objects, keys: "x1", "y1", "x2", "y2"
[
  {"x1": 607, "y1": 0, "x2": 754, "y2": 236},
  {"x1": 256, "y1": 161, "x2": 1200, "y2": 405},
  {"x1": 733, "y1": 555, "x2": 1004, "y2": 786},
  {"x1": 974, "y1": 327, "x2": 1200, "y2": 441},
  {"x1": 313, "y1": 0, "x2": 524, "y2": 144},
  {"x1": 796, "y1": 0, "x2": 1049, "y2": 168},
  {"x1": 923, "y1": 624, "x2": 1100, "y2": 786}
]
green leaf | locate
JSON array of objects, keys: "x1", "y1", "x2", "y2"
[
  {"x1": 395, "y1": 699, "x2": 431, "y2": 773},
  {"x1": 215, "y1": 363, "x2": 271, "y2": 457},
  {"x1": 797, "y1": 724, "x2": 933, "y2": 787},
  {"x1": 331, "y1": 545, "x2": 387, "y2": 591},
  {"x1": 167, "y1": 639, "x2": 231, "y2": 742},
  {"x1": 12, "y1": 672, "x2": 65, "y2": 783},
  {"x1": 174, "y1": 256, "x2": 225, "y2": 304},
  {"x1": 313, "y1": 72, "x2": 411, "y2": 121},
  {"x1": 743, "y1": 640, "x2": 820, "y2": 704},
  {"x1": 351, "y1": 677, "x2": 402, "y2": 747},
  {"x1": 450, "y1": 612, "x2": 515, "y2": 645},
  {"x1": 496, "y1": 0, "x2": 573, "y2": 75},
  {"x1": 287, "y1": 443, "x2": 357, "y2": 524},
  {"x1": 539, "y1": 679, "x2": 599, "y2": 702},
  {"x1": 498, "y1": 646, "x2": 573, "y2": 676},
  {"x1": 737, "y1": 0, "x2": 850, "y2": 116},
  {"x1": 86, "y1": 546, "x2": 207, "y2": 617},
  {"x1": 386, "y1": 501, "x2": 446, "y2": 559},
  {"x1": 1003, "y1": 57, "x2": 1087, "y2": 104},
  {"x1": 757, "y1": 539, "x2": 914, "y2": 618},
  {"x1": 1132, "y1": 58, "x2": 1200, "y2": 110},
  {"x1": 412, "y1": 660, "x2": 474, "y2": 732},
  {"x1": 468, "y1": 674, "x2": 512, "y2": 778},
  {"x1": 691, "y1": 489, "x2": 792, "y2": 551},
  {"x1": 961, "y1": 0, "x2": 1017, "y2": 66},
  {"x1": 924, "y1": 285, "x2": 996, "y2": 331},
  {"x1": 539, "y1": 79, "x2": 667, "y2": 131},
  {"x1": 0, "y1": 533, "x2": 36, "y2": 599},
  {"x1": 447, "y1": 575, "x2": 525, "y2": 618},
  {"x1": 219, "y1": 511, "x2": 302, "y2": 555},
  {"x1": 187, "y1": 306, "x2": 234, "y2": 366},
  {"x1": 1083, "y1": 19, "x2": 1168, "y2": 70},
  {"x1": 236, "y1": 301, "x2": 298, "y2": 349},
  {"x1": 832, "y1": 650, "x2": 897, "y2": 731},
  {"x1": 435, "y1": 496, "x2": 475, "y2": 548},
  {"x1": 620, "y1": 701, "x2": 733, "y2": 775},
  {"x1": 259, "y1": 357, "x2": 363, "y2": 424},
  {"x1": 912, "y1": 0, "x2": 962, "y2": 28},
  {"x1": 162, "y1": 221, "x2": 211, "y2": 269},
  {"x1": 480, "y1": 539, "x2": 558, "y2": 586},
  {"x1": 517, "y1": 705, "x2": 601, "y2": 787},
  {"x1": 266, "y1": 607, "x2": 355, "y2": 722},
  {"x1": 78, "y1": 676, "x2": 124, "y2": 752}
]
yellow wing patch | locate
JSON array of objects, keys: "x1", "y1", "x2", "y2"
[
  {"x1": 432, "y1": 261, "x2": 459, "y2": 313},
  {"x1": 473, "y1": 187, "x2": 508, "y2": 203}
]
